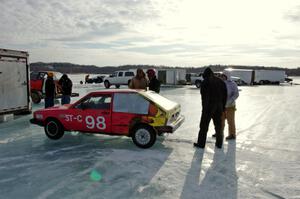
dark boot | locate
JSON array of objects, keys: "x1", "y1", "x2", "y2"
[
  {"x1": 194, "y1": 143, "x2": 204, "y2": 148},
  {"x1": 226, "y1": 135, "x2": 236, "y2": 140}
]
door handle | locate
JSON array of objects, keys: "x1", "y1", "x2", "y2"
[
  {"x1": 21, "y1": 81, "x2": 27, "y2": 86},
  {"x1": 101, "y1": 111, "x2": 110, "y2": 115}
]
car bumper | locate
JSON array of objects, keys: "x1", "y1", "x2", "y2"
[
  {"x1": 30, "y1": 118, "x2": 44, "y2": 126},
  {"x1": 155, "y1": 115, "x2": 185, "y2": 133}
]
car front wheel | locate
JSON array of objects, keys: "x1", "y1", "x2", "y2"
[
  {"x1": 44, "y1": 119, "x2": 64, "y2": 140},
  {"x1": 132, "y1": 125, "x2": 156, "y2": 148}
]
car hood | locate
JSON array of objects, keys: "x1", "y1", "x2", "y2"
[{"x1": 36, "y1": 104, "x2": 71, "y2": 112}]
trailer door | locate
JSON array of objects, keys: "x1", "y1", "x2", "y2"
[{"x1": 0, "y1": 59, "x2": 28, "y2": 112}]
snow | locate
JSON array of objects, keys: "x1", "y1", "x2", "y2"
[{"x1": 0, "y1": 75, "x2": 299, "y2": 199}]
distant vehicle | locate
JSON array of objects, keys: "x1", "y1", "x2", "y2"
[
  {"x1": 231, "y1": 76, "x2": 247, "y2": 86},
  {"x1": 103, "y1": 70, "x2": 135, "y2": 89},
  {"x1": 190, "y1": 73, "x2": 203, "y2": 88},
  {"x1": 253, "y1": 70, "x2": 286, "y2": 85},
  {"x1": 30, "y1": 71, "x2": 79, "y2": 104},
  {"x1": 223, "y1": 69, "x2": 254, "y2": 85},
  {"x1": 224, "y1": 68, "x2": 287, "y2": 85},
  {"x1": 0, "y1": 48, "x2": 31, "y2": 115},
  {"x1": 30, "y1": 89, "x2": 185, "y2": 148},
  {"x1": 85, "y1": 75, "x2": 106, "y2": 84}
]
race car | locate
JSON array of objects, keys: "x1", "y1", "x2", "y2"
[{"x1": 30, "y1": 89, "x2": 185, "y2": 148}]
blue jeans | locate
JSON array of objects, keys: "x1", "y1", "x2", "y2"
[
  {"x1": 45, "y1": 97, "x2": 54, "y2": 108},
  {"x1": 61, "y1": 95, "x2": 71, "y2": 105}
]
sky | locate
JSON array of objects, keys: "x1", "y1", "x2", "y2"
[{"x1": 1, "y1": 0, "x2": 300, "y2": 68}]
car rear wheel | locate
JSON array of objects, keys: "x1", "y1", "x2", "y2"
[
  {"x1": 132, "y1": 125, "x2": 156, "y2": 148},
  {"x1": 44, "y1": 119, "x2": 64, "y2": 140},
  {"x1": 104, "y1": 81, "x2": 110, "y2": 89}
]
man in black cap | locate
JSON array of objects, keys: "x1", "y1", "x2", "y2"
[
  {"x1": 194, "y1": 68, "x2": 227, "y2": 149},
  {"x1": 58, "y1": 74, "x2": 73, "y2": 105}
]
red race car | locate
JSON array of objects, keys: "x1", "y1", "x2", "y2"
[{"x1": 30, "y1": 89, "x2": 184, "y2": 148}]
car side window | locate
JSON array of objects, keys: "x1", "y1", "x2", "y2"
[
  {"x1": 125, "y1": 72, "x2": 134, "y2": 77},
  {"x1": 118, "y1": 72, "x2": 123, "y2": 77},
  {"x1": 113, "y1": 93, "x2": 149, "y2": 114},
  {"x1": 38, "y1": 72, "x2": 46, "y2": 80},
  {"x1": 76, "y1": 95, "x2": 111, "y2": 110},
  {"x1": 30, "y1": 72, "x2": 39, "y2": 80}
]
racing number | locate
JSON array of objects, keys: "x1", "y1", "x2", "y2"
[{"x1": 85, "y1": 116, "x2": 106, "y2": 130}]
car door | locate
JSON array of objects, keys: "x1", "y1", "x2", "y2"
[
  {"x1": 117, "y1": 71, "x2": 124, "y2": 84},
  {"x1": 111, "y1": 92, "x2": 150, "y2": 135},
  {"x1": 70, "y1": 94, "x2": 112, "y2": 133}
]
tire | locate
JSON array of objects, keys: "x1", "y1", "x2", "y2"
[
  {"x1": 104, "y1": 81, "x2": 110, "y2": 89},
  {"x1": 31, "y1": 91, "x2": 41, "y2": 104},
  {"x1": 259, "y1": 80, "x2": 264, "y2": 85},
  {"x1": 195, "y1": 80, "x2": 201, "y2": 88},
  {"x1": 44, "y1": 118, "x2": 64, "y2": 140},
  {"x1": 128, "y1": 80, "x2": 131, "y2": 86},
  {"x1": 115, "y1": 84, "x2": 120, "y2": 89},
  {"x1": 132, "y1": 125, "x2": 156, "y2": 148}
]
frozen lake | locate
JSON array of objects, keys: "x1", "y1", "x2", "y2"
[{"x1": 0, "y1": 77, "x2": 299, "y2": 199}]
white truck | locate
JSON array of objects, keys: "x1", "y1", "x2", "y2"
[
  {"x1": 0, "y1": 49, "x2": 31, "y2": 115},
  {"x1": 190, "y1": 73, "x2": 203, "y2": 88},
  {"x1": 103, "y1": 70, "x2": 135, "y2": 89},
  {"x1": 253, "y1": 70, "x2": 286, "y2": 85}
]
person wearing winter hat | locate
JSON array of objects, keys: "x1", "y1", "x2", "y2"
[
  {"x1": 219, "y1": 71, "x2": 239, "y2": 140},
  {"x1": 146, "y1": 69, "x2": 161, "y2": 93},
  {"x1": 44, "y1": 72, "x2": 56, "y2": 108},
  {"x1": 194, "y1": 67, "x2": 227, "y2": 149}
]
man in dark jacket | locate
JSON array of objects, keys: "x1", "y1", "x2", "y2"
[
  {"x1": 146, "y1": 69, "x2": 161, "y2": 93},
  {"x1": 194, "y1": 68, "x2": 227, "y2": 149},
  {"x1": 45, "y1": 72, "x2": 56, "y2": 108},
  {"x1": 58, "y1": 74, "x2": 73, "y2": 105}
]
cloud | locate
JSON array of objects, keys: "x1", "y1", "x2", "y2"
[{"x1": 285, "y1": 5, "x2": 300, "y2": 22}]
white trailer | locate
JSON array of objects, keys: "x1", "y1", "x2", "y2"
[
  {"x1": 254, "y1": 70, "x2": 286, "y2": 85},
  {"x1": 0, "y1": 49, "x2": 31, "y2": 115},
  {"x1": 223, "y1": 68, "x2": 254, "y2": 85},
  {"x1": 157, "y1": 68, "x2": 186, "y2": 85}
]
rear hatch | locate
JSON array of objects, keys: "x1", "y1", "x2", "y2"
[{"x1": 140, "y1": 91, "x2": 181, "y2": 123}]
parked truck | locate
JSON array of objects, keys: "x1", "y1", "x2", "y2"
[
  {"x1": 103, "y1": 70, "x2": 135, "y2": 89},
  {"x1": 223, "y1": 68, "x2": 254, "y2": 85},
  {"x1": 30, "y1": 71, "x2": 79, "y2": 104},
  {"x1": 0, "y1": 49, "x2": 31, "y2": 115},
  {"x1": 253, "y1": 70, "x2": 286, "y2": 85},
  {"x1": 190, "y1": 73, "x2": 203, "y2": 88},
  {"x1": 224, "y1": 68, "x2": 287, "y2": 85}
]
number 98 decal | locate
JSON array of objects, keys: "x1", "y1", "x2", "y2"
[{"x1": 85, "y1": 116, "x2": 106, "y2": 130}]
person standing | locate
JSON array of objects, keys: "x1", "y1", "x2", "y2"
[
  {"x1": 194, "y1": 68, "x2": 227, "y2": 149},
  {"x1": 220, "y1": 71, "x2": 239, "y2": 140},
  {"x1": 146, "y1": 69, "x2": 161, "y2": 93},
  {"x1": 44, "y1": 72, "x2": 56, "y2": 108},
  {"x1": 129, "y1": 68, "x2": 148, "y2": 90},
  {"x1": 58, "y1": 74, "x2": 73, "y2": 105}
]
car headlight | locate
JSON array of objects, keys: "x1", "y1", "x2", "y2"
[{"x1": 35, "y1": 114, "x2": 43, "y2": 120}]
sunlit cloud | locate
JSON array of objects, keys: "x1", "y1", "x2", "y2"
[{"x1": 0, "y1": 0, "x2": 300, "y2": 68}]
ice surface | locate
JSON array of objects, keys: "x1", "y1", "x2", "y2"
[{"x1": 0, "y1": 75, "x2": 299, "y2": 199}]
